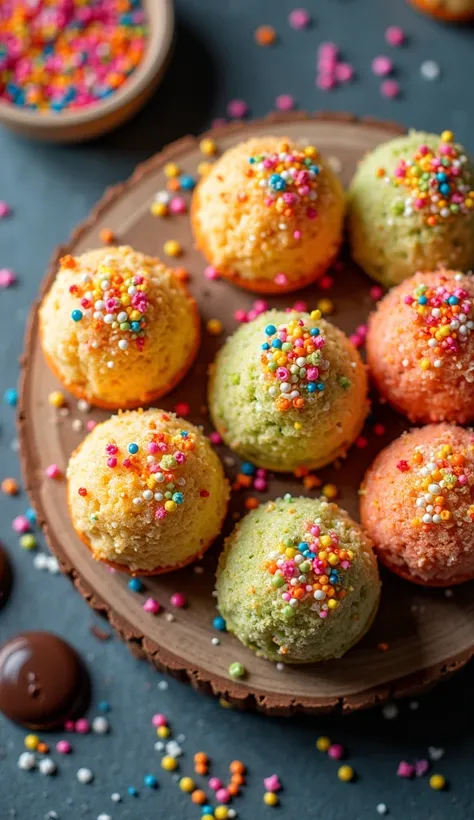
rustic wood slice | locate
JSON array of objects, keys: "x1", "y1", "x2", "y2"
[{"x1": 19, "y1": 113, "x2": 474, "y2": 715}]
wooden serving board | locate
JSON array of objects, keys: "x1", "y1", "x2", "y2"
[{"x1": 19, "y1": 114, "x2": 474, "y2": 714}]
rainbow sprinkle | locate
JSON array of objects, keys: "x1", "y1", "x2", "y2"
[
  {"x1": 64, "y1": 254, "x2": 150, "y2": 353},
  {"x1": 378, "y1": 131, "x2": 474, "y2": 226},
  {"x1": 404, "y1": 275, "x2": 474, "y2": 370},
  {"x1": 92, "y1": 420, "x2": 198, "y2": 520},
  {"x1": 0, "y1": 0, "x2": 147, "y2": 113},
  {"x1": 409, "y1": 443, "x2": 474, "y2": 529},
  {"x1": 247, "y1": 143, "x2": 322, "y2": 236},
  {"x1": 265, "y1": 518, "x2": 354, "y2": 624},
  {"x1": 260, "y1": 313, "x2": 329, "y2": 412}
]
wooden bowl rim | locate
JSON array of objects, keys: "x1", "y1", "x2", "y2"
[{"x1": 0, "y1": 0, "x2": 174, "y2": 131}]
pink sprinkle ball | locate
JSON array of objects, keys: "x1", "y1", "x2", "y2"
[
  {"x1": 275, "y1": 273, "x2": 288, "y2": 287},
  {"x1": 316, "y1": 74, "x2": 336, "y2": 91},
  {"x1": 152, "y1": 714, "x2": 168, "y2": 728},
  {"x1": 169, "y1": 197, "x2": 187, "y2": 215},
  {"x1": 209, "y1": 431, "x2": 223, "y2": 445},
  {"x1": 374, "y1": 424, "x2": 386, "y2": 436},
  {"x1": 0, "y1": 202, "x2": 10, "y2": 219},
  {"x1": 253, "y1": 299, "x2": 268, "y2": 314},
  {"x1": 319, "y1": 275, "x2": 334, "y2": 290},
  {"x1": 175, "y1": 402, "x2": 190, "y2": 416},
  {"x1": 370, "y1": 285, "x2": 384, "y2": 301},
  {"x1": 275, "y1": 94, "x2": 295, "y2": 111},
  {"x1": 254, "y1": 477, "x2": 267, "y2": 492},
  {"x1": 318, "y1": 42, "x2": 338, "y2": 61},
  {"x1": 205, "y1": 265, "x2": 220, "y2": 281},
  {"x1": 293, "y1": 300, "x2": 307, "y2": 312},
  {"x1": 335, "y1": 63, "x2": 354, "y2": 83},
  {"x1": 87, "y1": 420, "x2": 97, "y2": 432},
  {"x1": 75, "y1": 718, "x2": 90, "y2": 734},
  {"x1": 209, "y1": 777, "x2": 223, "y2": 791},
  {"x1": 143, "y1": 597, "x2": 161, "y2": 614},
  {"x1": 226, "y1": 99, "x2": 249, "y2": 119},
  {"x1": 385, "y1": 26, "x2": 405, "y2": 47},
  {"x1": 397, "y1": 761, "x2": 415, "y2": 778},
  {"x1": 0, "y1": 268, "x2": 16, "y2": 288},
  {"x1": 56, "y1": 740, "x2": 72, "y2": 754},
  {"x1": 64, "y1": 720, "x2": 75, "y2": 732},
  {"x1": 264, "y1": 774, "x2": 282, "y2": 792},
  {"x1": 372, "y1": 56, "x2": 393, "y2": 77},
  {"x1": 328, "y1": 743, "x2": 345, "y2": 760},
  {"x1": 381, "y1": 79, "x2": 401, "y2": 99},
  {"x1": 216, "y1": 788, "x2": 231, "y2": 803},
  {"x1": 170, "y1": 592, "x2": 187, "y2": 608},
  {"x1": 288, "y1": 8, "x2": 311, "y2": 29},
  {"x1": 12, "y1": 515, "x2": 30, "y2": 534},
  {"x1": 45, "y1": 464, "x2": 61, "y2": 479},
  {"x1": 234, "y1": 309, "x2": 248, "y2": 323},
  {"x1": 355, "y1": 436, "x2": 368, "y2": 449}
]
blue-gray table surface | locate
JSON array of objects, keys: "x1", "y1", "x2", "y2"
[{"x1": 1, "y1": 1, "x2": 474, "y2": 818}]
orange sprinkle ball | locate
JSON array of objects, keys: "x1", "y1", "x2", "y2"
[
  {"x1": 245, "y1": 497, "x2": 259, "y2": 510},
  {"x1": 37, "y1": 742, "x2": 49, "y2": 754},
  {"x1": 191, "y1": 789, "x2": 208, "y2": 805},
  {"x1": 194, "y1": 763, "x2": 208, "y2": 775},
  {"x1": 229, "y1": 760, "x2": 246, "y2": 775},
  {"x1": 228, "y1": 783, "x2": 240, "y2": 797},
  {"x1": 231, "y1": 771, "x2": 246, "y2": 785},
  {"x1": 194, "y1": 752, "x2": 209, "y2": 765},
  {"x1": 254, "y1": 25, "x2": 277, "y2": 46},
  {"x1": 303, "y1": 474, "x2": 322, "y2": 490},
  {"x1": 1, "y1": 478, "x2": 19, "y2": 495},
  {"x1": 99, "y1": 229, "x2": 115, "y2": 245},
  {"x1": 173, "y1": 267, "x2": 189, "y2": 282}
]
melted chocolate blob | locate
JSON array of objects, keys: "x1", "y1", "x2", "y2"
[
  {"x1": 0, "y1": 631, "x2": 90, "y2": 729},
  {"x1": 0, "y1": 544, "x2": 12, "y2": 610}
]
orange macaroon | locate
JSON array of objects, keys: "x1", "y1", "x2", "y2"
[
  {"x1": 409, "y1": 0, "x2": 474, "y2": 22},
  {"x1": 361, "y1": 424, "x2": 474, "y2": 586},
  {"x1": 367, "y1": 270, "x2": 474, "y2": 424},
  {"x1": 39, "y1": 246, "x2": 200, "y2": 409},
  {"x1": 191, "y1": 136, "x2": 345, "y2": 293}
]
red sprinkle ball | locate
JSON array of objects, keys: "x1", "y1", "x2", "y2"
[{"x1": 0, "y1": 0, "x2": 148, "y2": 112}]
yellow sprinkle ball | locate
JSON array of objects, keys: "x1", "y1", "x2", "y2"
[
  {"x1": 48, "y1": 390, "x2": 66, "y2": 408},
  {"x1": 24, "y1": 734, "x2": 39, "y2": 750},
  {"x1": 317, "y1": 298, "x2": 334, "y2": 315},
  {"x1": 310, "y1": 309, "x2": 322, "y2": 321},
  {"x1": 164, "y1": 240, "x2": 182, "y2": 258},
  {"x1": 198, "y1": 161, "x2": 213, "y2": 176},
  {"x1": 206, "y1": 318, "x2": 224, "y2": 336},
  {"x1": 322, "y1": 484, "x2": 338, "y2": 500},
  {"x1": 338, "y1": 765, "x2": 354, "y2": 782},
  {"x1": 151, "y1": 201, "x2": 168, "y2": 217},
  {"x1": 179, "y1": 776, "x2": 195, "y2": 792},
  {"x1": 429, "y1": 774, "x2": 446, "y2": 791},
  {"x1": 161, "y1": 755, "x2": 178, "y2": 771},
  {"x1": 441, "y1": 131, "x2": 453, "y2": 143},
  {"x1": 316, "y1": 736, "x2": 331, "y2": 752},
  {"x1": 164, "y1": 162, "x2": 180, "y2": 178},
  {"x1": 263, "y1": 792, "x2": 279, "y2": 806},
  {"x1": 215, "y1": 807, "x2": 229, "y2": 819},
  {"x1": 200, "y1": 138, "x2": 218, "y2": 156},
  {"x1": 157, "y1": 725, "x2": 170, "y2": 738}
]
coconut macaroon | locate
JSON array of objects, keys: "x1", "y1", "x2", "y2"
[
  {"x1": 40, "y1": 246, "x2": 200, "y2": 409},
  {"x1": 347, "y1": 130, "x2": 474, "y2": 288},
  {"x1": 208, "y1": 310, "x2": 368, "y2": 472},
  {"x1": 367, "y1": 270, "x2": 474, "y2": 424},
  {"x1": 216, "y1": 496, "x2": 380, "y2": 664},
  {"x1": 191, "y1": 136, "x2": 345, "y2": 293},
  {"x1": 67, "y1": 409, "x2": 229, "y2": 574},
  {"x1": 409, "y1": 0, "x2": 474, "y2": 20},
  {"x1": 361, "y1": 424, "x2": 474, "y2": 586}
]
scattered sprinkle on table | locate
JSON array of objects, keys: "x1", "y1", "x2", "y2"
[
  {"x1": 0, "y1": 268, "x2": 16, "y2": 288},
  {"x1": 226, "y1": 99, "x2": 248, "y2": 119},
  {"x1": 372, "y1": 56, "x2": 393, "y2": 76},
  {"x1": 421, "y1": 60, "x2": 441, "y2": 81},
  {"x1": 385, "y1": 26, "x2": 405, "y2": 46},
  {"x1": 380, "y1": 80, "x2": 400, "y2": 98},
  {"x1": 288, "y1": 8, "x2": 311, "y2": 29},
  {"x1": 0, "y1": 0, "x2": 147, "y2": 113},
  {"x1": 254, "y1": 25, "x2": 277, "y2": 46}
]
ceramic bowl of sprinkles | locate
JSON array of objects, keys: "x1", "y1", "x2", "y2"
[{"x1": 0, "y1": 0, "x2": 174, "y2": 142}]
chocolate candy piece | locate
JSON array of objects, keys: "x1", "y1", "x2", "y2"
[
  {"x1": 0, "y1": 544, "x2": 12, "y2": 610},
  {"x1": 0, "y1": 631, "x2": 90, "y2": 728}
]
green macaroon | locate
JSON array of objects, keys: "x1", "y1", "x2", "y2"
[
  {"x1": 216, "y1": 496, "x2": 380, "y2": 664},
  {"x1": 208, "y1": 310, "x2": 368, "y2": 472},
  {"x1": 347, "y1": 130, "x2": 474, "y2": 288}
]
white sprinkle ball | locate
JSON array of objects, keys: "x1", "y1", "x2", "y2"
[
  {"x1": 39, "y1": 758, "x2": 57, "y2": 776},
  {"x1": 97, "y1": 815, "x2": 112, "y2": 820},
  {"x1": 110, "y1": 793, "x2": 122, "y2": 803},
  {"x1": 92, "y1": 716, "x2": 110, "y2": 734},
  {"x1": 420, "y1": 60, "x2": 440, "y2": 80},
  {"x1": 77, "y1": 767, "x2": 94, "y2": 784},
  {"x1": 18, "y1": 752, "x2": 36, "y2": 771},
  {"x1": 77, "y1": 399, "x2": 90, "y2": 413},
  {"x1": 376, "y1": 804, "x2": 388, "y2": 815}
]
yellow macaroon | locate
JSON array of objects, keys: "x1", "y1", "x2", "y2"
[
  {"x1": 191, "y1": 136, "x2": 345, "y2": 293},
  {"x1": 40, "y1": 246, "x2": 200, "y2": 409},
  {"x1": 67, "y1": 409, "x2": 229, "y2": 575}
]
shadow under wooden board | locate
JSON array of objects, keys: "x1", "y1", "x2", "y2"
[{"x1": 19, "y1": 113, "x2": 474, "y2": 715}]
